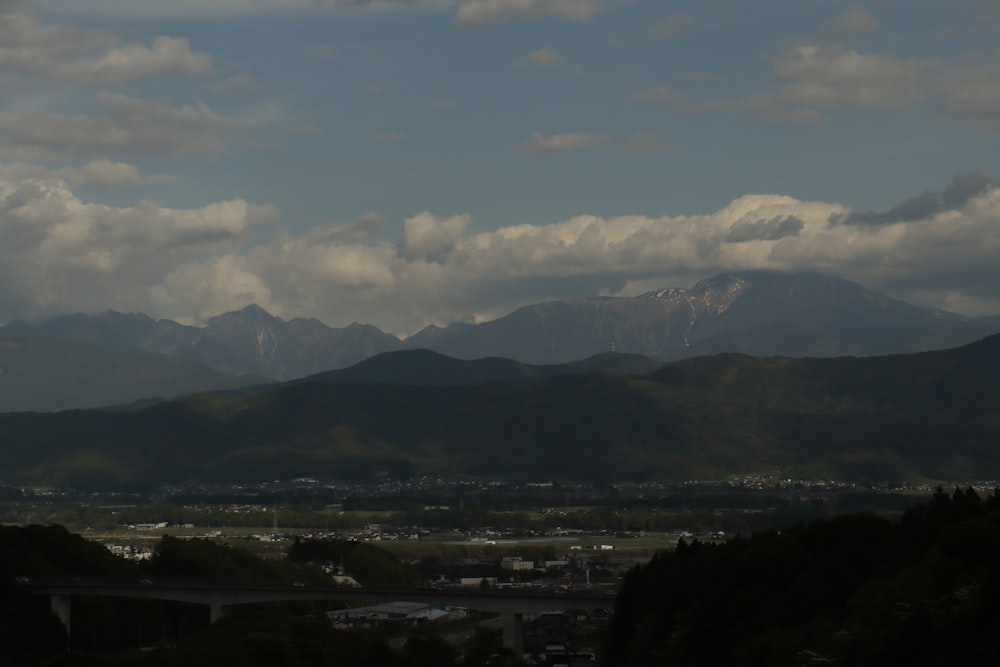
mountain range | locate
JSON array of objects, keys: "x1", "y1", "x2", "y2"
[
  {"x1": 2, "y1": 270, "x2": 999, "y2": 412},
  {"x1": 1, "y1": 333, "x2": 998, "y2": 489}
]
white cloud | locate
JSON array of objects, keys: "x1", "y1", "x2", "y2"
[
  {"x1": 666, "y1": 8, "x2": 936, "y2": 123},
  {"x1": 514, "y1": 131, "x2": 609, "y2": 155},
  {"x1": 454, "y1": 0, "x2": 606, "y2": 27},
  {"x1": 774, "y1": 43, "x2": 926, "y2": 110},
  {"x1": 400, "y1": 212, "x2": 471, "y2": 262},
  {"x1": 63, "y1": 160, "x2": 142, "y2": 189},
  {"x1": 521, "y1": 48, "x2": 565, "y2": 67},
  {"x1": 3, "y1": 170, "x2": 999, "y2": 334},
  {"x1": 0, "y1": 175, "x2": 274, "y2": 321},
  {"x1": 0, "y1": 92, "x2": 234, "y2": 161},
  {"x1": 0, "y1": 7, "x2": 211, "y2": 85}
]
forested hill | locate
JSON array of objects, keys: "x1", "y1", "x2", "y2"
[
  {"x1": 607, "y1": 486, "x2": 1000, "y2": 666},
  {"x1": 0, "y1": 334, "x2": 998, "y2": 490}
]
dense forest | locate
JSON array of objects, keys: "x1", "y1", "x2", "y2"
[{"x1": 607, "y1": 487, "x2": 1000, "y2": 666}]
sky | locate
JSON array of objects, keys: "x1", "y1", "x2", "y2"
[{"x1": 1, "y1": 0, "x2": 999, "y2": 336}]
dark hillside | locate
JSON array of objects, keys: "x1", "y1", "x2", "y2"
[
  {"x1": 607, "y1": 487, "x2": 1000, "y2": 666},
  {"x1": 0, "y1": 336, "x2": 998, "y2": 489}
]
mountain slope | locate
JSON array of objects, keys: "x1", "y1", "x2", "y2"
[
  {"x1": 297, "y1": 349, "x2": 665, "y2": 387},
  {"x1": 1, "y1": 335, "x2": 997, "y2": 488},
  {"x1": 3, "y1": 271, "x2": 999, "y2": 379},
  {"x1": 419, "y1": 271, "x2": 1000, "y2": 363},
  {"x1": 0, "y1": 338, "x2": 265, "y2": 413}
]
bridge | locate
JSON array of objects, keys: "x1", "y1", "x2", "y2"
[{"x1": 16, "y1": 576, "x2": 617, "y2": 654}]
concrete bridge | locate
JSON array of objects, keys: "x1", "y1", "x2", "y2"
[{"x1": 16, "y1": 576, "x2": 617, "y2": 654}]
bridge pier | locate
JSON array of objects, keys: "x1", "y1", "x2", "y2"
[
  {"x1": 51, "y1": 595, "x2": 71, "y2": 637},
  {"x1": 209, "y1": 597, "x2": 229, "y2": 623},
  {"x1": 502, "y1": 611, "x2": 524, "y2": 657}
]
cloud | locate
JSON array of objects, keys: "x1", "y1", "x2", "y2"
[
  {"x1": 936, "y1": 57, "x2": 1000, "y2": 133},
  {"x1": 454, "y1": 0, "x2": 607, "y2": 27},
  {"x1": 36, "y1": 0, "x2": 454, "y2": 20},
  {"x1": 521, "y1": 48, "x2": 565, "y2": 67},
  {"x1": 837, "y1": 173, "x2": 1000, "y2": 225},
  {"x1": 3, "y1": 172, "x2": 1000, "y2": 334},
  {"x1": 514, "y1": 131, "x2": 609, "y2": 155},
  {"x1": 0, "y1": 7, "x2": 211, "y2": 85},
  {"x1": 649, "y1": 13, "x2": 693, "y2": 40},
  {"x1": 0, "y1": 175, "x2": 275, "y2": 321},
  {"x1": 659, "y1": 8, "x2": 973, "y2": 126},
  {"x1": 0, "y1": 160, "x2": 171, "y2": 189},
  {"x1": 0, "y1": 92, "x2": 234, "y2": 161},
  {"x1": 400, "y1": 212, "x2": 471, "y2": 262},
  {"x1": 773, "y1": 43, "x2": 926, "y2": 110},
  {"x1": 679, "y1": 93, "x2": 826, "y2": 124},
  {"x1": 725, "y1": 215, "x2": 805, "y2": 243},
  {"x1": 630, "y1": 85, "x2": 824, "y2": 124}
]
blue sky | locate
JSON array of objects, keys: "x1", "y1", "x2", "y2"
[{"x1": 2, "y1": 0, "x2": 999, "y2": 334}]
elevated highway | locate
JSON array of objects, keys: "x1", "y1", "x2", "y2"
[{"x1": 16, "y1": 576, "x2": 617, "y2": 653}]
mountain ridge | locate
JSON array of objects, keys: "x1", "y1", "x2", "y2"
[
  {"x1": 3, "y1": 271, "x2": 999, "y2": 384},
  {"x1": 1, "y1": 333, "x2": 998, "y2": 489}
]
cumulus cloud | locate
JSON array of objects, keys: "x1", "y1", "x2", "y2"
[
  {"x1": 0, "y1": 6, "x2": 211, "y2": 85},
  {"x1": 0, "y1": 175, "x2": 274, "y2": 321},
  {"x1": 0, "y1": 92, "x2": 234, "y2": 161},
  {"x1": 400, "y1": 212, "x2": 471, "y2": 262},
  {"x1": 514, "y1": 131, "x2": 609, "y2": 155},
  {"x1": 656, "y1": 7, "x2": 1000, "y2": 128},
  {"x1": 3, "y1": 171, "x2": 1000, "y2": 334}
]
